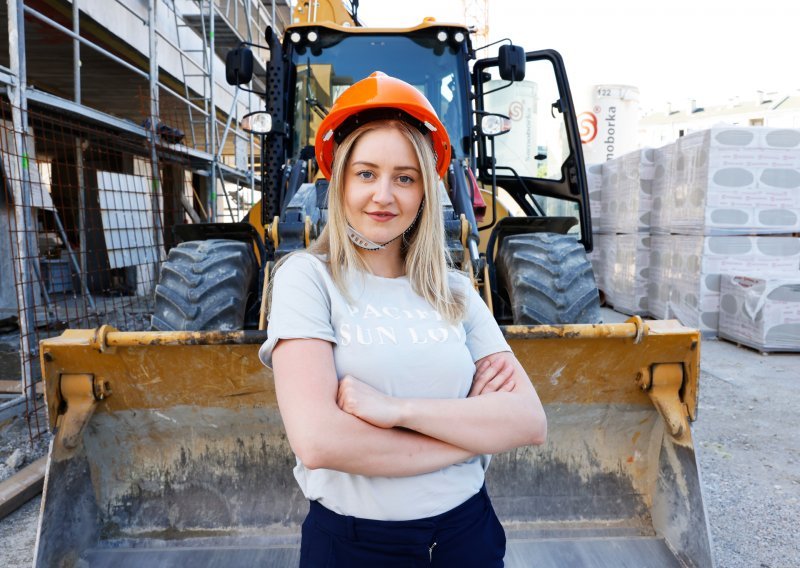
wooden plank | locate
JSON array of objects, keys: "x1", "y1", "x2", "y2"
[
  {"x1": 0, "y1": 380, "x2": 22, "y2": 393},
  {"x1": 0, "y1": 380, "x2": 41, "y2": 394},
  {"x1": 0, "y1": 456, "x2": 46, "y2": 520},
  {"x1": 0, "y1": 396, "x2": 26, "y2": 424}
]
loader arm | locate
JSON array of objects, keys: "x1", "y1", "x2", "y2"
[{"x1": 35, "y1": 319, "x2": 712, "y2": 567}]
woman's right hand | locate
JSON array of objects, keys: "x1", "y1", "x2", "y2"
[
  {"x1": 337, "y1": 374, "x2": 401, "y2": 429},
  {"x1": 273, "y1": 338, "x2": 477, "y2": 475},
  {"x1": 469, "y1": 353, "x2": 515, "y2": 397}
]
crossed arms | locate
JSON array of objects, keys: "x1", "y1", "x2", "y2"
[{"x1": 271, "y1": 338, "x2": 547, "y2": 477}]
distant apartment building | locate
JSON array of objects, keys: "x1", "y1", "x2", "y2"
[{"x1": 639, "y1": 91, "x2": 800, "y2": 147}]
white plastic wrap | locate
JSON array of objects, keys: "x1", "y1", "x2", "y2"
[
  {"x1": 599, "y1": 149, "x2": 655, "y2": 233},
  {"x1": 719, "y1": 274, "x2": 800, "y2": 352},
  {"x1": 610, "y1": 234, "x2": 650, "y2": 315},
  {"x1": 647, "y1": 235, "x2": 672, "y2": 319},
  {"x1": 589, "y1": 234, "x2": 615, "y2": 305},
  {"x1": 586, "y1": 162, "x2": 604, "y2": 232},
  {"x1": 648, "y1": 236, "x2": 800, "y2": 335},
  {"x1": 665, "y1": 127, "x2": 800, "y2": 235},
  {"x1": 651, "y1": 143, "x2": 675, "y2": 235}
]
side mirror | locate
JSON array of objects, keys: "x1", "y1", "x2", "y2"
[
  {"x1": 479, "y1": 113, "x2": 512, "y2": 137},
  {"x1": 498, "y1": 45, "x2": 525, "y2": 82},
  {"x1": 241, "y1": 111, "x2": 272, "y2": 135},
  {"x1": 226, "y1": 47, "x2": 254, "y2": 86}
]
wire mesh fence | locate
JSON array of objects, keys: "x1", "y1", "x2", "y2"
[{"x1": 0, "y1": 99, "x2": 217, "y2": 439}]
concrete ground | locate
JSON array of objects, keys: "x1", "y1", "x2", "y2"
[
  {"x1": 689, "y1": 338, "x2": 799, "y2": 567},
  {"x1": 0, "y1": 310, "x2": 798, "y2": 567},
  {"x1": 603, "y1": 308, "x2": 800, "y2": 568}
]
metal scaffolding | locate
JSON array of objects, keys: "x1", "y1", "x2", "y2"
[{"x1": 0, "y1": 0, "x2": 289, "y2": 436}]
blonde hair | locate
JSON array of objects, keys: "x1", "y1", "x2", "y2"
[{"x1": 271, "y1": 120, "x2": 465, "y2": 324}]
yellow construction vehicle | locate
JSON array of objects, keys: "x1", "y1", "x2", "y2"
[{"x1": 34, "y1": 3, "x2": 714, "y2": 567}]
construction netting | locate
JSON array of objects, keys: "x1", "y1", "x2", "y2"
[{"x1": 0, "y1": 100, "x2": 255, "y2": 438}]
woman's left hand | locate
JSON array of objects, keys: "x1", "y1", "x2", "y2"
[
  {"x1": 337, "y1": 375, "x2": 400, "y2": 429},
  {"x1": 469, "y1": 353, "x2": 515, "y2": 397}
]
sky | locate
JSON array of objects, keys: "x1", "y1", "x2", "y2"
[{"x1": 357, "y1": 0, "x2": 799, "y2": 114}]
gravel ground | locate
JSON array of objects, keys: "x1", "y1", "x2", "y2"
[
  {"x1": 692, "y1": 339, "x2": 800, "y2": 568},
  {"x1": 601, "y1": 309, "x2": 800, "y2": 568},
  {"x1": 0, "y1": 315, "x2": 798, "y2": 567},
  {"x1": 0, "y1": 499, "x2": 40, "y2": 565},
  {"x1": 0, "y1": 332, "x2": 50, "y2": 488},
  {"x1": 0, "y1": 334, "x2": 50, "y2": 489},
  {"x1": 0, "y1": 415, "x2": 50, "y2": 486},
  {"x1": 0, "y1": 330, "x2": 50, "y2": 568},
  {"x1": 0, "y1": 412, "x2": 49, "y2": 568}
]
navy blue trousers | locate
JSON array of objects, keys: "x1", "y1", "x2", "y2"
[{"x1": 299, "y1": 485, "x2": 505, "y2": 567}]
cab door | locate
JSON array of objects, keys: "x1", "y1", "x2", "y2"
[{"x1": 473, "y1": 49, "x2": 592, "y2": 250}]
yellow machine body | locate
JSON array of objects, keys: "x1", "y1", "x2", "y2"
[
  {"x1": 35, "y1": 320, "x2": 712, "y2": 567},
  {"x1": 33, "y1": 12, "x2": 713, "y2": 568}
]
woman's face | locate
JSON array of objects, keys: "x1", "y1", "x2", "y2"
[{"x1": 343, "y1": 126, "x2": 424, "y2": 249}]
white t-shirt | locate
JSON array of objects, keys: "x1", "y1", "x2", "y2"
[{"x1": 259, "y1": 253, "x2": 510, "y2": 521}]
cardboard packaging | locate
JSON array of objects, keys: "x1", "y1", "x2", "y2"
[{"x1": 718, "y1": 274, "x2": 800, "y2": 352}]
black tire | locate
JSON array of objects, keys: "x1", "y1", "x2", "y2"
[
  {"x1": 151, "y1": 239, "x2": 254, "y2": 331},
  {"x1": 497, "y1": 233, "x2": 601, "y2": 325}
]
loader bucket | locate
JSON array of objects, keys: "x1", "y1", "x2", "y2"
[{"x1": 34, "y1": 319, "x2": 713, "y2": 567}]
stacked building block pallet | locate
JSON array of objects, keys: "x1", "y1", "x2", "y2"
[{"x1": 587, "y1": 126, "x2": 800, "y2": 350}]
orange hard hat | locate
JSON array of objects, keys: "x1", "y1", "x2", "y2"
[{"x1": 314, "y1": 71, "x2": 451, "y2": 180}]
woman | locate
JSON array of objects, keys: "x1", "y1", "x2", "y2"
[{"x1": 260, "y1": 72, "x2": 547, "y2": 567}]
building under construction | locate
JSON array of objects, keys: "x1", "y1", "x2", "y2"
[{"x1": 0, "y1": 0, "x2": 290, "y2": 435}]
